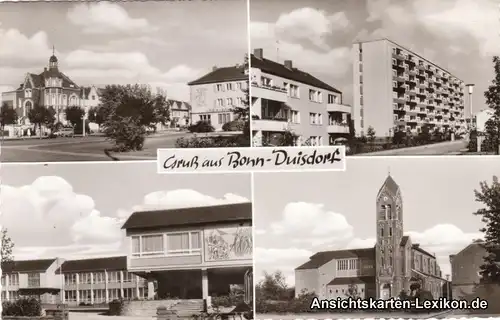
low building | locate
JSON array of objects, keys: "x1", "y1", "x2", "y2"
[
  {"x1": 168, "y1": 99, "x2": 192, "y2": 128},
  {"x1": 295, "y1": 175, "x2": 447, "y2": 300},
  {"x1": 188, "y1": 64, "x2": 248, "y2": 131},
  {"x1": 473, "y1": 109, "x2": 494, "y2": 132},
  {"x1": 122, "y1": 203, "x2": 253, "y2": 307},
  {"x1": 250, "y1": 48, "x2": 351, "y2": 147}
]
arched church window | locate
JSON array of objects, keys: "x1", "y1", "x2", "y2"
[
  {"x1": 389, "y1": 227, "x2": 392, "y2": 236},
  {"x1": 25, "y1": 101, "x2": 32, "y2": 113},
  {"x1": 380, "y1": 205, "x2": 386, "y2": 219},
  {"x1": 389, "y1": 256, "x2": 393, "y2": 266},
  {"x1": 380, "y1": 227, "x2": 384, "y2": 237},
  {"x1": 387, "y1": 205, "x2": 392, "y2": 219}
]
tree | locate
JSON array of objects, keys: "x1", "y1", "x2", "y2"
[
  {"x1": 88, "y1": 106, "x2": 107, "y2": 132},
  {"x1": 231, "y1": 54, "x2": 250, "y2": 147},
  {"x1": 64, "y1": 106, "x2": 85, "y2": 127},
  {"x1": 256, "y1": 271, "x2": 290, "y2": 301},
  {"x1": 1, "y1": 228, "x2": 14, "y2": 262},
  {"x1": 346, "y1": 282, "x2": 360, "y2": 299},
  {"x1": 473, "y1": 176, "x2": 500, "y2": 283},
  {"x1": 1, "y1": 102, "x2": 18, "y2": 136},
  {"x1": 99, "y1": 84, "x2": 170, "y2": 151},
  {"x1": 366, "y1": 126, "x2": 376, "y2": 143},
  {"x1": 483, "y1": 56, "x2": 500, "y2": 154},
  {"x1": 27, "y1": 104, "x2": 55, "y2": 138}
]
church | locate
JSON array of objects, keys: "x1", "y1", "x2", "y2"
[
  {"x1": 1, "y1": 48, "x2": 101, "y2": 137},
  {"x1": 294, "y1": 174, "x2": 447, "y2": 300}
]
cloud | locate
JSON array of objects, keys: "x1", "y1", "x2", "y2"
[
  {"x1": 270, "y1": 202, "x2": 353, "y2": 246},
  {"x1": 255, "y1": 247, "x2": 312, "y2": 285},
  {"x1": 67, "y1": 2, "x2": 158, "y2": 35},
  {"x1": 0, "y1": 26, "x2": 53, "y2": 68},
  {"x1": 0, "y1": 176, "x2": 123, "y2": 250}
]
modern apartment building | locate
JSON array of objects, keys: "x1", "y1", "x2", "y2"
[
  {"x1": 352, "y1": 39, "x2": 467, "y2": 138},
  {"x1": 188, "y1": 64, "x2": 248, "y2": 131},
  {"x1": 250, "y1": 48, "x2": 351, "y2": 147}
]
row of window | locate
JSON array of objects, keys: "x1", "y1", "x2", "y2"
[
  {"x1": 215, "y1": 97, "x2": 244, "y2": 108},
  {"x1": 215, "y1": 82, "x2": 244, "y2": 92},
  {"x1": 131, "y1": 231, "x2": 201, "y2": 257},
  {"x1": 337, "y1": 259, "x2": 359, "y2": 271},
  {"x1": 309, "y1": 112, "x2": 323, "y2": 125},
  {"x1": 64, "y1": 288, "x2": 146, "y2": 302},
  {"x1": 260, "y1": 76, "x2": 340, "y2": 104},
  {"x1": 379, "y1": 204, "x2": 399, "y2": 220},
  {"x1": 64, "y1": 271, "x2": 137, "y2": 285},
  {"x1": 198, "y1": 113, "x2": 231, "y2": 125},
  {"x1": 1, "y1": 274, "x2": 19, "y2": 286},
  {"x1": 0, "y1": 291, "x2": 19, "y2": 301}
]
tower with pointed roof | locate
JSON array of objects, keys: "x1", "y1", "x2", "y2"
[
  {"x1": 375, "y1": 173, "x2": 404, "y2": 299},
  {"x1": 49, "y1": 46, "x2": 58, "y2": 70}
]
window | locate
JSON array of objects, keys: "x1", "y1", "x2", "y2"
[
  {"x1": 389, "y1": 227, "x2": 392, "y2": 237},
  {"x1": 79, "y1": 290, "x2": 92, "y2": 303},
  {"x1": 215, "y1": 84, "x2": 224, "y2": 92},
  {"x1": 237, "y1": 82, "x2": 242, "y2": 90},
  {"x1": 108, "y1": 271, "x2": 119, "y2": 283},
  {"x1": 380, "y1": 227, "x2": 384, "y2": 237},
  {"x1": 389, "y1": 256, "x2": 393, "y2": 266},
  {"x1": 132, "y1": 236, "x2": 140, "y2": 256},
  {"x1": 65, "y1": 290, "x2": 77, "y2": 302},
  {"x1": 337, "y1": 259, "x2": 348, "y2": 270},
  {"x1": 359, "y1": 75, "x2": 363, "y2": 84},
  {"x1": 308, "y1": 89, "x2": 322, "y2": 103},
  {"x1": 360, "y1": 95, "x2": 364, "y2": 105},
  {"x1": 79, "y1": 273, "x2": 92, "y2": 284},
  {"x1": 348, "y1": 259, "x2": 358, "y2": 269},
  {"x1": 309, "y1": 113, "x2": 321, "y2": 125},
  {"x1": 27, "y1": 273, "x2": 40, "y2": 287},
  {"x1": 1, "y1": 276, "x2": 4, "y2": 286},
  {"x1": 261, "y1": 76, "x2": 272, "y2": 86},
  {"x1": 141, "y1": 235, "x2": 164, "y2": 255},
  {"x1": 328, "y1": 94, "x2": 338, "y2": 104},
  {"x1": 123, "y1": 288, "x2": 135, "y2": 299},
  {"x1": 359, "y1": 63, "x2": 363, "y2": 72},
  {"x1": 226, "y1": 98, "x2": 233, "y2": 106},
  {"x1": 64, "y1": 273, "x2": 77, "y2": 285},
  {"x1": 25, "y1": 89, "x2": 32, "y2": 98},
  {"x1": 289, "y1": 84, "x2": 299, "y2": 98},
  {"x1": 91, "y1": 95, "x2": 96, "y2": 100},
  {"x1": 166, "y1": 232, "x2": 201, "y2": 254},
  {"x1": 94, "y1": 272, "x2": 105, "y2": 284},
  {"x1": 93, "y1": 289, "x2": 106, "y2": 303},
  {"x1": 200, "y1": 114, "x2": 211, "y2": 123},
  {"x1": 226, "y1": 83, "x2": 233, "y2": 91},
  {"x1": 123, "y1": 272, "x2": 135, "y2": 282},
  {"x1": 216, "y1": 98, "x2": 224, "y2": 107},
  {"x1": 318, "y1": 136, "x2": 323, "y2": 146},
  {"x1": 108, "y1": 288, "x2": 120, "y2": 300},
  {"x1": 291, "y1": 110, "x2": 300, "y2": 124},
  {"x1": 218, "y1": 113, "x2": 231, "y2": 124},
  {"x1": 236, "y1": 97, "x2": 243, "y2": 106}
]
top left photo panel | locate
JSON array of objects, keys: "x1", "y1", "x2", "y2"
[{"x1": 0, "y1": 0, "x2": 251, "y2": 163}]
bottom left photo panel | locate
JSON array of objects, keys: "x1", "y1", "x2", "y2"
[{"x1": 0, "y1": 161, "x2": 254, "y2": 319}]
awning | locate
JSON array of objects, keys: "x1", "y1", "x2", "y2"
[{"x1": 18, "y1": 288, "x2": 61, "y2": 295}]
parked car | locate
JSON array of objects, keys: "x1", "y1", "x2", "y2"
[
  {"x1": 54, "y1": 127, "x2": 74, "y2": 137},
  {"x1": 333, "y1": 137, "x2": 351, "y2": 154}
]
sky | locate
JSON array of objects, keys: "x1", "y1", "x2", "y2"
[
  {"x1": 253, "y1": 156, "x2": 499, "y2": 286},
  {"x1": 0, "y1": 0, "x2": 248, "y2": 102},
  {"x1": 249, "y1": 0, "x2": 500, "y2": 113},
  {"x1": 0, "y1": 162, "x2": 251, "y2": 260}
]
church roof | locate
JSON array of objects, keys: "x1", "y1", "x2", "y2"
[
  {"x1": 400, "y1": 235, "x2": 410, "y2": 246},
  {"x1": 17, "y1": 70, "x2": 79, "y2": 91},
  {"x1": 377, "y1": 175, "x2": 400, "y2": 195},
  {"x1": 327, "y1": 276, "x2": 375, "y2": 286},
  {"x1": 49, "y1": 55, "x2": 58, "y2": 63},
  {"x1": 295, "y1": 247, "x2": 376, "y2": 270}
]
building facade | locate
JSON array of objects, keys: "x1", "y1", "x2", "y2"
[
  {"x1": 250, "y1": 48, "x2": 351, "y2": 147},
  {"x1": 295, "y1": 175, "x2": 446, "y2": 300},
  {"x1": 168, "y1": 99, "x2": 192, "y2": 128},
  {"x1": 122, "y1": 203, "x2": 253, "y2": 308},
  {"x1": 352, "y1": 38, "x2": 467, "y2": 138},
  {"x1": 1, "y1": 51, "x2": 101, "y2": 137},
  {"x1": 188, "y1": 64, "x2": 248, "y2": 131},
  {"x1": 449, "y1": 240, "x2": 500, "y2": 299}
]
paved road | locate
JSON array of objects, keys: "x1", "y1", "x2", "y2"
[
  {"x1": 360, "y1": 140, "x2": 468, "y2": 156},
  {"x1": 0, "y1": 133, "x2": 189, "y2": 162},
  {"x1": 256, "y1": 310, "x2": 451, "y2": 319}
]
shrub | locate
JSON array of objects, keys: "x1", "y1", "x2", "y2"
[
  {"x1": 104, "y1": 120, "x2": 146, "y2": 151},
  {"x1": 222, "y1": 120, "x2": 245, "y2": 132},
  {"x1": 212, "y1": 294, "x2": 244, "y2": 309},
  {"x1": 108, "y1": 299, "x2": 125, "y2": 316},
  {"x1": 2, "y1": 297, "x2": 42, "y2": 316},
  {"x1": 176, "y1": 135, "x2": 247, "y2": 148},
  {"x1": 188, "y1": 121, "x2": 215, "y2": 133}
]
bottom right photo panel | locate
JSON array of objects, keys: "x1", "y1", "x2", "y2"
[{"x1": 253, "y1": 156, "x2": 500, "y2": 319}]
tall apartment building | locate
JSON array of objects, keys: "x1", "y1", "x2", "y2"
[
  {"x1": 352, "y1": 39, "x2": 467, "y2": 137},
  {"x1": 250, "y1": 48, "x2": 351, "y2": 147},
  {"x1": 188, "y1": 64, "x2": 248, "y2": 131}
]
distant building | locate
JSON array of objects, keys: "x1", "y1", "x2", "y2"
[
  {"x1": 352, "y1": 38, "x2": 467, "y2": 138},
  {"x1": 0, "y1": 49, "x2": 101, "y2": 137},
  {"x1": 473, "y1": 109, "x2": 494, "y2": 132},
  {"x1": 295, "y1": 174, "x2": 446, "y2": 300},
  {"x1": 188, "y1": 64, "x2": 248, "y2": 131},
  {"x1": 250, "y1": 48, "x2": 351, "y2": 147},
  {"x1": 168, "y1": 99, "x2": 192, "y2": 128},
  {"x1": 449, "y1": 240, "x2": 500, "y2": 299}
]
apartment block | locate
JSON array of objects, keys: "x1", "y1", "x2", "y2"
[
  {"x1": 250, "y1": 48, "x2": 351, "y2": 147},
  {"x1": 188, "y1": 64, "x2": 248, "y2": 131},
  {"x1": 352, "y1": 39, "x2": 467, "y2": 137}
]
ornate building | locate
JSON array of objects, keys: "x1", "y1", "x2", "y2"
[
  {"x1": 295, "y1": 174, "x2": 447, "y2": 300},
  {"x1": 1, "y1": 49, "x2": 101, "y2": 137}
]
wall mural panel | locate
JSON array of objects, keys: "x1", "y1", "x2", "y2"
[
  {"x1": 204, "y1": 227, "x2": 252, "y2": 261},
  {"x1": 194, "y1": 88, "x2": 207, "y2": 107}
]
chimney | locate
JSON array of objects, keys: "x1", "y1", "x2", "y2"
[
  {"x1": 284, "y1": 60, "x2": 293, "y2": 69},
  {"x1": 44, "y1": 67, "x2": 47, "y2": 72},
  {"x1": 212, "y1": 66, "x2": 218, "y2": 72},
  {"x1": 253, "y1": 48, "x2": 263, "y2": 60}
]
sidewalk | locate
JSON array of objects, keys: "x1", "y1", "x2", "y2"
[{"x1": 359, "y1": 140, "x2": 467, "y2": 156}]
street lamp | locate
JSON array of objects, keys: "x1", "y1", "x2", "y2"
[{"x1": 466, "y1": 84, "x2": 475, "y2": 130}]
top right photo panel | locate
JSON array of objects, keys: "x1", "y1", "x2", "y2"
[{"x1": 249, "y1": 0, "x2": 500, "y2": 156}]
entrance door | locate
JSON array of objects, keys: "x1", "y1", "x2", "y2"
[{"x1": 380, "y1": 283, "x2": 391, "y2": 300}]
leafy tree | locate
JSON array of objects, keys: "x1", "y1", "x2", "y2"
[
  {"x1": 262, "y1": 130, "x2": 297, "y2": 147},
  {"x1": 483, "y1": 56, "x2": 500, "y2": 154},
  {"x1": 0, "y1": 102, "x2": 18, "y2": 135},
  {"x1": 255, "y1": 271, "x2": 292, "y2": 301},
  {"x1": 88, "y1": 106, "x2": 107, "y2": 126},
  {"x1": 99, "y1": 84, "x2": 170, "y2": 151},
  {"x1": 64, "y1": 106, "x2": 85, "y2": 127},
  {"x1": 27, "y1": 104, "x2": 55, "y2": 138},
  {"x1": 366, "y1": 126, "x2": 376, "y2": 142},
  {"x1": 1, "y1": 228, "x2": 14, "y2": 262},
  {"x1": 418, "y1": 124, "x2": 431, "y2": 143},
  {"x1": 231, "y1": 54, "x2": 250, "y2": 147},
  {"x1": 346, "y1": 282, "x2": 360, "y2": 299},
  {"x1": 392, "y1": 128, "x2": 406, "y2": 145},
  {"x1": 473, "y1": 176, "x2": 500, "y2": 283}
]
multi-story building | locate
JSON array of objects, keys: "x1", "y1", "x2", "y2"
[
  {"x1": 123, "y1": 203, "x2": 253, "y2": 309},
  {"x1": 250, "y1": 48, "x2": 351, "y2": 147},
  {"x1": 352, "y1": 38, "x2": 467, "y2": 138},
  {"x1": 1, "y1": 49, "x2": 101, "y2": 137},
  {"x1": 295, "y1": 174, "x2": 446, "y2": 300},
  {"x1": 168, "y1": 99, "x2": 192, "y2": 128},
  {"x1": 449, "y1": 240, "x2": 500, "y2": 299},
  {"x1": 187, "y1": 64, "x2": 248, "y2": 131}
]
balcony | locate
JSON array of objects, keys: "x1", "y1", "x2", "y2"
[
  {"x1": 327, "y1": 103, "x2": 351, "y2": 113},
  {"x1": 251, "y1": 82, "x2": 288, "y2": 103},
  {"x1": 327, "y1": 124, "x2": 350, "y2": 134},
  {"x1": 129, "y1": 253, "x2": 203, "y2": 270},
  {"x1": 252, "y1": 118, "x2": 289, "y2": 132}
]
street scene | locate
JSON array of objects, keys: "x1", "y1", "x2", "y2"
[
  {"x1": 249, "y1": 0, "x2": 500, "y2": 155},
  {"x1": 253, "y1": 157, "x2": 500, "y2": 319},
  {"x1": 0, "y1": 162, "x2": 254, "y2": 318},
  {"x1": 0, "y1": 0, "x2": 250, "y2": 162}
]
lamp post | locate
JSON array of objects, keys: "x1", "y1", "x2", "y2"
[
  {"x1": 445, "y1": 274, "x2": 450, "y2": 300},
  {"x1": 466, "y1": 84, "x2": 475, "y2": 130}
]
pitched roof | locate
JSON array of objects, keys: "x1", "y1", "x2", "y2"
[
  {"x1": 168, "y1": 99, "x2": 191, "y2": 111},
  {"x1": 378, "y1": 175, "x2": 400, "y2": 196},
  {"x1": 55, "y1": 256, "x2": 127, "y2": 274},
  {"x1": 122, "y1": 203, "x2": 253, "y2": 231},
  {"x1": 327, "y1": 276, "x2": 376, "y2": 286},
  {"x1": 1, "y1": 259, "x2": 56, "y2": 273},
  {"x1": 400, "y1": 235, "x2": 410, "y2": 246},
  {"x1": 16, "y1": 69, "x2": 79, "y2": 91},
  {"x1": 250, "y1": 54, "x2": 342, "y2": 94},
  {"x1": 188, "y1": 66, "x2": 247, "y2": 86},
  {"x1": 412, "y1": 244, "x2": 435, "y2": 258},
  {"x1": 296, "y1": 247, "x2": 376, "y2": 270}
]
